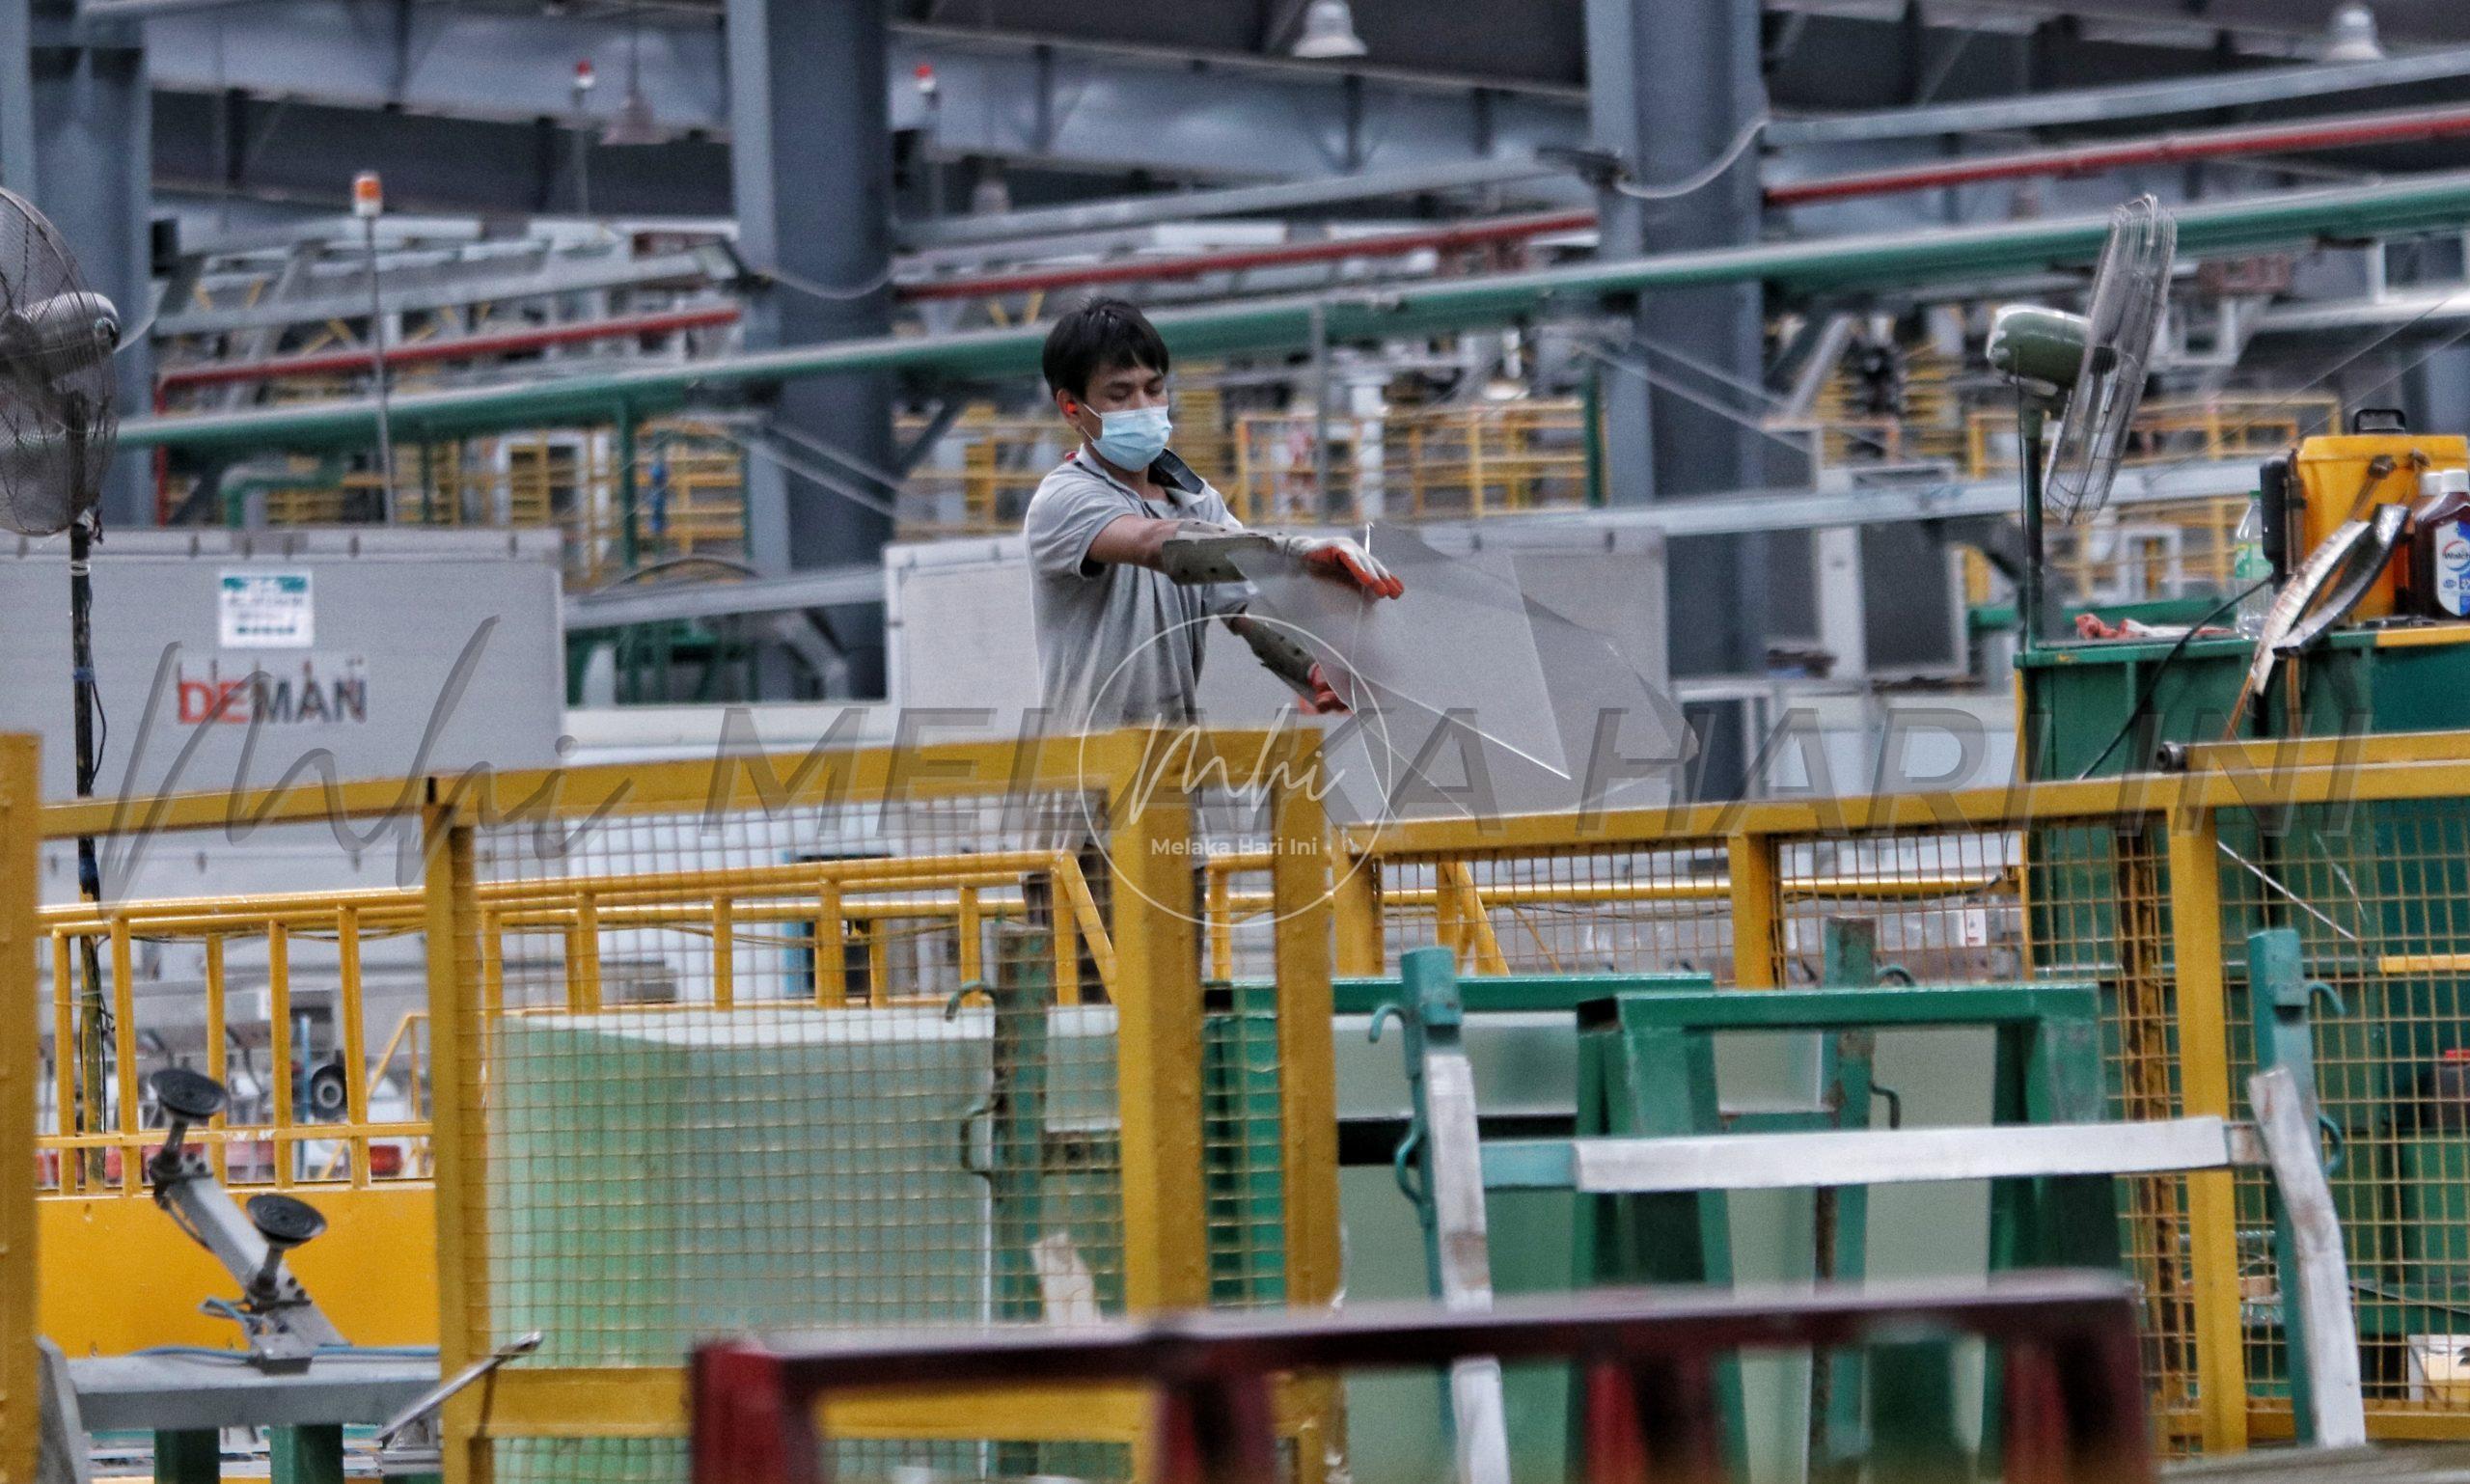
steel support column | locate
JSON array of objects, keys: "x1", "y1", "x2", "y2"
[
  {"x1": 727, "y1": 0, "x2": 893, "y2": 699},
  {"x1": 1586, "y1": 0, "x2": 1768, "y2": 682},
  {"x1": 1, "y1": 2, "x2": 151, "y2": 524}
]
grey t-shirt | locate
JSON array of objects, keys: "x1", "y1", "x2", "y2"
[{"x1": 1023, "y1": 449, "x2": 1249, "y2": 730}]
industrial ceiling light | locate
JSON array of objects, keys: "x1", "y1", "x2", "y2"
[
  {"x1": 601, "y1": 6, "x2": 662, "y2": 146},
  {"x1": 1291, "y1": 0, "x2": 1368, "y2": 61},
  {"x1": 2322, "y1": 3, "x2": 2386, "y2": 64}
]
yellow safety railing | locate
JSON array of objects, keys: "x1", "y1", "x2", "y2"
[
  {"x1": 28, "y1": 729, "x2": 1342, "y2": 1483},
  {"x1": 235, "y1": 398, "x2": 1599, "y2": 565},
  {"x1": 900, "y1": 398, "x2": 1592, "y2": 535},
  {"x1": 1964, "y1": 395, "x2": 2343, "y2": 480},
  {"x1": 1370, "y1": 400, "x2": 1591, "y2": 522},
  {"x1": 39, "y1": 894, "x2": 430, "y2": 1197},
  {"x1": 32, "y1": 849, "x2": 1127, "y2": 1196},
  {"x1": 1276, "y1": 734, "x2": 2470, "y2": 1454},
  {"x1": 253, "y1": 419, "x2": 752, "y2": 590}
]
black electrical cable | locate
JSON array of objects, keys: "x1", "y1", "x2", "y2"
[{"x1": 2073, "y1": 576, "x2": 2272, "y2": 782}]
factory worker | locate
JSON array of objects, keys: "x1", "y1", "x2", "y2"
[{"x1": 1023, "y1": 296, "x2": 1404, "y2": 734}]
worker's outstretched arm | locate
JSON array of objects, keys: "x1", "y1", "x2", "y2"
[
  {"x1": 1228, "y1": 613, "x2": 1347, "y2": 714},
  {"x1": 1083, "y1": 512, "x2": 1199, "y2": 573}
]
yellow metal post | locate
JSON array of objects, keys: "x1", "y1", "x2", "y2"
[
  {"x1": 204, "y1": 934, "x2": 227, "y2": 1180},
  {"x1": 1331, "y1": 846, "x2": 1383, "y2": 977},
  {"x1": 267, "y1": 924, "x2": 293, "y2": 1190},
  {"x1": 1206, "y1": 866, "x2": 1233, "y2": 982},
  {"x1": 47, "y1": 934, "x2": 72, "y2": 1195},
  {"x1": 570, "y1": 893, "x2": 603, "y2": 1011},
  {"x1": 1271, "y1": 734, "x2": 1340, "y2": 1307},
  {"x1": 1104, "y1": 740, "x2": 1209, "y2": 1315},
  {"x1": 815, "y1": 882, "x2": 848, "y2": 1006},
  {"x1": 711, "y1": 895, "x2": 735, "y2": 1009},
  {"x1": 1726, "y1": 833, "x2": 1783, "y2": 988},
  {"x1": 110, "y1": 921, "x2": 137, "y2": 1193},
  {"x1": 1269, "y1": 734, "x2": 1344, "y2": 1484},
  {"x1": 479, "y1": 909, "x2": 504, "y2": 1022},
  {"x1": 2167, "y1": 804, "x2": 2251, "y2": 1454},
  {"x1": 423, "y1": 798, "x2": 492, "y2": 1484},
  {"x1": 0, "y1": 735, "x2": 41, "y2": 1484},
  {"x1": 340, "y1": 907, "x2": 371, "y2": 1185},
  {"x1": 956, "y1": 885, "x2": 982, "y2": 986}
]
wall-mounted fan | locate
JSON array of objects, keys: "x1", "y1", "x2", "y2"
[
  {"x1": 0, "y1": 188, "x2": 123, "y2": 1176},
  {"x1": 1986, "y1": 195, "x2": 2177, "y2": 644}
]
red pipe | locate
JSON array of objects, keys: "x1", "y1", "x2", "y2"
[
  {"x1": 903, "y1": 103, "x2": 2470, "y2": 305},
  {"x1": 156, "y1": 304, "x2": 741, "y2": 391},
  {"x1": 1767, "y1": 102, "x2": 2470, "y2": 206},
  {"x1": 897, "y1": 209, "x2": 1596, "y2": 302}
]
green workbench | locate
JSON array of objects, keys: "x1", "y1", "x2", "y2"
[{"x1": 2017, "y1": 623, "x2": 2470, "y2": 780}]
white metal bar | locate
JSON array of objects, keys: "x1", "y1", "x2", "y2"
[
  {"x1": 2249, "y1": 1066, "x2": 2368, "y2": 1448},
  {"x1": 1423, "y1": 1052, "x2": 1512, "y2": 1484},
  {"x1": 1566, "y1": 1117, "x2": 2254, "y2": 1195}
]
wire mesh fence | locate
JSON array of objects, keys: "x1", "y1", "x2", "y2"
[
  {"x1": 1337, "y1": 755, "x2": 2470, "y2": 1451},
  {"x1": 425, "y1": 728, "x2": 1340, "y2": 1484},
  {"x1": 27, "y1": 725, "x2": 2470, "y2": 1472}
]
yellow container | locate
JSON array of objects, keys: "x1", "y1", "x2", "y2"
[{"x1": 2292, "y1": 433, "x2": 2470, "y2": 619}]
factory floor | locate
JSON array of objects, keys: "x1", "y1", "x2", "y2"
[{"x1": 2165, "y1": 1445, "x2": 2470, "y2": 1479}]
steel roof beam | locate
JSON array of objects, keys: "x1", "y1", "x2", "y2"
[
  {"x1": 119, "y1": 171, "x2": 2470, "y2": 456},
  {"x1": 156, "y1": 245, "x2": 737, "y2": 338},
  {"x1": 1769, "y1": 44, "x2": 2470, "y2": 147}
]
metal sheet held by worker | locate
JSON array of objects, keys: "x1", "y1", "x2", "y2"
[
  {"x1": 1234, "y1": 526, "x2": 1689, "y2": 819},
  {"x1": 1233, "y1": 526, "x2": 1573, "y2": 779}
]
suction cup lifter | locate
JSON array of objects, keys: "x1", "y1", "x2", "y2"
[
  {"x1": 143, "y1": 1069, "x2": 346, "y2": 1363},
  {"x1": 146, "y1": 1066, "x2": 225, "y2": 1177},
  {"x1": 244, "y1": 1195, "x2": 329, "y2": 1310}
]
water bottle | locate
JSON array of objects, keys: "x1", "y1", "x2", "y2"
[{"x1": 2234, "y1": 497, "x2": 2272, "y2": 638}]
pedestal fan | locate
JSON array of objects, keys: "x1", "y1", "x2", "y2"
[{"x1": 0, "y1": 188, "x2": 125, "y2": 1172}]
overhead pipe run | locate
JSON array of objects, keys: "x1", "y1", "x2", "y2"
[
  {"x1": 116, "y1": 171, "x2": 2470, "y2": 457},
  {"x1": 905, "y1": 103, "x2": 2470, "y2": 305},
  {"x1": 899, "y1": 211, "x2": 1595, "y2": 302},
  {"x1": 155, "y1": 306, "x2": 743, "y2": 392},
  {"x1": 1766, "y1": 42, "x2": 2470, "y2": 146},
  {"x1": 1767, "y1": 102, "x2": 2470, "y2": 207}
]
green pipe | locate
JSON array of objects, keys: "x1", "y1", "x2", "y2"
[{"x1": 122, "y1": 172, "x2": 2470, "y2": 458}]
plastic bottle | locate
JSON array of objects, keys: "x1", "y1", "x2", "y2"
[
  {"x1": 2233, "y1": 496, "x2": 2272, "y2": 638},
  {"x1": 2410, "y1": 468, "x2": 2470, "y2": 620}
]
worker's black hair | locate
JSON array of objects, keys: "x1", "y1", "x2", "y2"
[{"x1": 1041, "y1": 296, "x2": 1171, "y2": 400}]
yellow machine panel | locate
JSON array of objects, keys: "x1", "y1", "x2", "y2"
[
  {"x1": 38, "y1": 1188, "x2": 437, "y2": 1356},
  {"x1": 2293, "y1": 432, "x2": 2470, "y2": 618}
]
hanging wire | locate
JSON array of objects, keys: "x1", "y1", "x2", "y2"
[
  {"x1": 757, "y1": 260, "x2": 901, "y2": 304},
  {"x1": 1609, "y1": 115, "x2": 1769, "y2": 203}
]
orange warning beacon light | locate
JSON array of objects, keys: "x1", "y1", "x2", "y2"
[{"x1": 352, "y1": 171, "x2": 384, "y2": 220}]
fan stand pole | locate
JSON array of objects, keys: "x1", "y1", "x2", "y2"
[
  {"x1": 67, "y1": 510, "x2": 109, "y2": 1182},
  {"x1": 2018, "y1": 398, "x2": 2048, "y2": 652}
]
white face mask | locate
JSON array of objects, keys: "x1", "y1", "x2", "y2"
[{"x1": 1084, "y1": 403, "x2": 1172, "y2": 471}]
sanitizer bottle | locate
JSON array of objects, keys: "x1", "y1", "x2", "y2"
[{"x1": 2409, "y1": 468, "x2": 2470, "y2": 621}]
